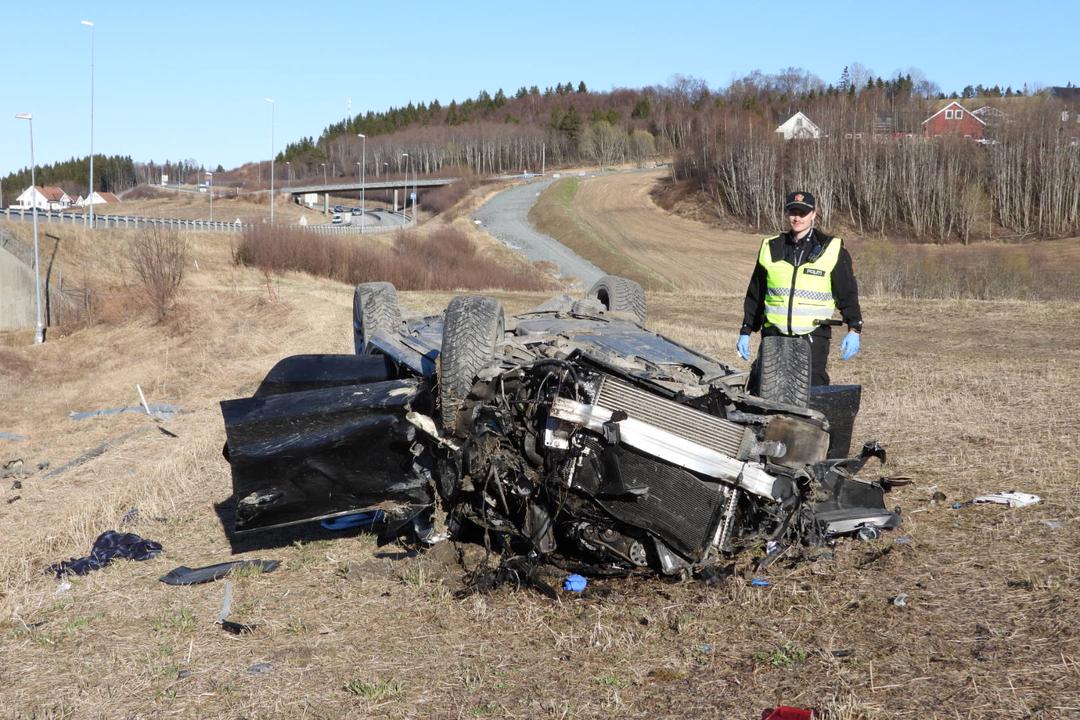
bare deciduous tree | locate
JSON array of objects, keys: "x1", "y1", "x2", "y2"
[{"x1": 127, "y1": 227, "x2": 188, "y2": 321}]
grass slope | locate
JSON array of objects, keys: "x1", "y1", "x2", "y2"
[{"x1": 0, "y1": 205, "x2": 1078, "y2": 718}]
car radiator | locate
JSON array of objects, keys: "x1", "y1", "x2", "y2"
[
  {"x1": 573, "y1": 435, "x2": 733, "y2": 561},
  {"x1": 595, "y1": 374, "x2": 748, "y2": 459}
]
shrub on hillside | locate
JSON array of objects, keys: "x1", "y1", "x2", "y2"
[
  {"x1": 121, "y1": 185, "x2": 170, "y2": 201},
  {"x1": 234, "y1": 225, "x2": 555, "y2": 292},
  {"x1": 419, "y1": 177, "x2": 479, "y2": 219},
  {"x1": 126, "y1": 226, "x2": 188, "y2": 320},
  {"x1": 857, "y1": 240, "x2": 1080, "y2": 301}
]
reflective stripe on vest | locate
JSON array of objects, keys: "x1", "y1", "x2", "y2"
[{"x1": 758, "y1": 235, "x2": 842, "y2": 335}]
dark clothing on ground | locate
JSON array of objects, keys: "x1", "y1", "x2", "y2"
[
  {"x1": 740, "y1": 229, "x2": 863, "y2": 340},
  {"x1": 47, "y1": 530, "x2": 163, "y2": 578}
]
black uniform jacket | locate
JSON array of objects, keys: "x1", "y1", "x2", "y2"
[{"x1": 739, "y1": 229, "x2": 862, "y2": 339}]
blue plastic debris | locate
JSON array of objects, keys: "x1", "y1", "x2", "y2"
[
  {"x1": 320, "y1": 511, "x2": 384, "y2": 531},
  {"x1": 69, "y1": 404, "x2": 182, "y2": 422},
  {"x1": 563, "y1": 574, "x2": 587, "y2": 592},
  {"x1": 750, "y1": 578, "x2": 771, "y2": 588}
]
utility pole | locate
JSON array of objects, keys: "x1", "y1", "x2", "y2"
[
  {"x1": 16, "y1": 113, "x2": 44, "y2": 344},
  {"x1": 265, "y1": 97, "x2": 275, "y2": 224},
  {"x1": 82, "y1": 20, "x2": 95, "y2": 231},
  {"x1": 358, "y1": 133, "x2": 366, "y2": 233}
]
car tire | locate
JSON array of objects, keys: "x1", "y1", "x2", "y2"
[
  {"x1": 757, "y1": 335, "x2": 811, "y2": 408},
  {"x1": 352, "y1": 282, "x2": 402, "y2": 355},
  {"x1": 439, "y1": 295, "x2": 505, "y2": 432},
  {"x1": 587, "y1": 275, "x2": 647, "y2": 323}
]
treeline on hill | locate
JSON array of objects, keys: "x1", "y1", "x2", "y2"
[
  {"x1": 676, "y1": 74, "x2": 1080, "y2": 241},
  {"x1": 0, "y1": 156, "x2": 224, "y2": 207},
  {"x1": 1, "y1": 155, "x2": 138, "y2": 206},
  {"x1": 276, "y1": 70, "x2": 1078, "y2": 241}
]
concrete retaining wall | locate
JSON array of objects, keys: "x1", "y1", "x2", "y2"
[{"x1": 0, "y1": 242, "x2": 36, "y2": 330}]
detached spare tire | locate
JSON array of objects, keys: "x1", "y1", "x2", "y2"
[
  {"x1": 587, "y1": 275, "x2": 647, "y2": 323},
  {"x1": 439, "y1": 295, "x2": 505, "y2": 432},
  {"x1": 353, "y1": 282, "x2": 402, "y2": 354},
  {"x1": 757, "y1": 335, "x2": 811, "y2": 408}
]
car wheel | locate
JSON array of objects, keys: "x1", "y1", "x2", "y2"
[
  {"x1": 757, "y1": 336, "x2": 811, "y2": 408},
  {"x1": 587, "y1": 275, "x2": 647, "y2": 323},
  {"x1": 352, "y1": 282, "x2": 402, "y2": 355},
  {"x1": 439, "y1": 295, "x2": 505, "y2": 432}
]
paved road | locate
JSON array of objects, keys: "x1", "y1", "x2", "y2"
[{"x1": 473, "y1": 177, "x2": 605, "y2": 286}]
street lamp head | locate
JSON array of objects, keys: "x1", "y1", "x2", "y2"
[
  {"x1": 264, "y1": 97, "x2": 275, "y2": 104},
  {"x1": 15, "y1": 112, "x2": 32, "y2": 120},
  {"x1": 81, "y1": 19, "x2": 94, "y2": 26},
  {"x1": 357, "y1": 133, "x2": 365, "y2": 139}
]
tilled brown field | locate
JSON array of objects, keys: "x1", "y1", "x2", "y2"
[{"x1": 1, "y1": 215, "x2": 1079, "y2": 719}]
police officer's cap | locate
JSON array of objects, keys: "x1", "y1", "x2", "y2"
[{"x1": 784, "y1": 191, "x2": 816, "y2": 212}]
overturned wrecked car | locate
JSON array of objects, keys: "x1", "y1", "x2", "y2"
[{"x1": 220, "y1": 277, "x2": 902, "y2": 579}]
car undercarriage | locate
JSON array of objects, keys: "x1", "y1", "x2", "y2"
[{"x1": 220, "y1": 277, "x2": 903, "y2": 580}]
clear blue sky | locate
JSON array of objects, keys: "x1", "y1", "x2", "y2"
[{"x1": 0, "y1": 0, "x2": 1072, "y2": 177}]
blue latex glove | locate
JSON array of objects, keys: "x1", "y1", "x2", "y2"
[
  {"x1": 737, "y1": 334, "x2": 751, "y2": 361},
  {"x1": 840, "y1": 331, "x2": 861, "y2": 360},
  {"x1": 563, "y1": 574, "x2": 587, "y2": 592}
]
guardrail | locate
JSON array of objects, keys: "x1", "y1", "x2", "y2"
[{"x1": 0, "y1": 208, "x2": 409, "y2": 235}]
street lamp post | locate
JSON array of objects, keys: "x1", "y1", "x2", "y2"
[
  {"x1": 265, "y1": 97, "x2": 275, "y2": 224},
  {"x1": 357, "y1": 133, "x2": 366, "y2": 233},
  {"x1": 206, "y1": 171, "x2": 213, "y2": 222},
  {"x1": 320, "y1": 162, "x2": 328, "y2": 215},
  {"x1": 401, "y1": 153, "x2": 409, "y2": 222},
  {"x1": 285, "y1": 161, "x2": 291, "y2": 187},
  {"x1": 15, "y1": 113, "x2": 44, "y2": 344},
  {"x1": 81, "y1": 20, "x2": 95, "y2": 231},
  {"x1": 412, "y1": 160, "x2": 418, "y2": 226}
]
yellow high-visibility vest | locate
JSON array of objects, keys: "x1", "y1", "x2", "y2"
[{"x1": 758, "y1": 235, "x2": 842, "y2": 335}]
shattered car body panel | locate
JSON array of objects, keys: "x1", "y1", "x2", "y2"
[{"x1": 220, "y1": 288, "x2": 901, "y2": 575}]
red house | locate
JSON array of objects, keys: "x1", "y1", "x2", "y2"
[{"x1": 922, "y1": 101, "x2": 985, "y2": 140}]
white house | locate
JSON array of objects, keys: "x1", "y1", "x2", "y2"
[
  {"x1": 775, "y1": 112, "x2": 823, "y2": 140},
  {"x1": 75, "y1": 191, "x2": 119, "y2": 207},
  {"x1": 14, "y1": 185, "x2": 71, "y2": 211}
]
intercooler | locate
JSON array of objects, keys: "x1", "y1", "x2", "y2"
[
  {"x1": 594, "y1": 374, "x2": 749, "y2": 459},
  {"x1": 573, "y1": 435, "x2": 733, "y2": 561}
]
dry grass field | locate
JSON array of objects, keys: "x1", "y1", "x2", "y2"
[
  {"x1": 529, "y1": 169, "x2": 761, "y2": 294},
  {"x1": 1, "y1": 179, "x2": 1079, "y2": 719}
]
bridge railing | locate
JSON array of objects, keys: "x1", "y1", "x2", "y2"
[{"x1": 0, "y1": 208, "x2": 407, "y2": 235}]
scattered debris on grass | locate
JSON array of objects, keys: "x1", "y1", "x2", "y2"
[
  {"x1": 47, "y1": 530, "x2": 163, "y2": 577},
  {"x1": 761, "y1": 707, "x2": 814, "y2": 720},
  {"x1": 973, "y1": 491, "x2": 1041, "y2": 507},
  {"x1": 43, "y1": 425, "x2": 165, "y2": 479},
  {"x1": 0, "y1": 431, "x2": 27, "y2": 442},
  {"x1": 320, "y1": 511, "x2": 384, "y2": 531},
  {"x1": 563, "y1": 574, "x2": 587, "y2": 592},
  {"x1": 160, "y1": 559, "x2": 280, "y2": 586},
  {"x1": 69, "y1": 403, "x2": 182, "y2": 422}
]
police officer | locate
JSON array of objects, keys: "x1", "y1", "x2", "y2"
[{"x1": 736, "y1": 190, "x2": 862, "y2": 386}]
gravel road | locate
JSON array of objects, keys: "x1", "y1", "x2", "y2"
[{"x1": 473, "y1": 177, "x2": 605, "y2": 286}]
